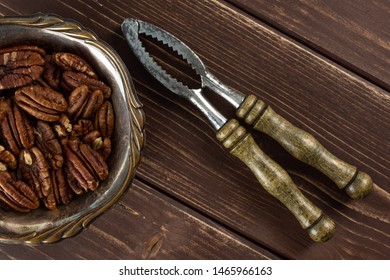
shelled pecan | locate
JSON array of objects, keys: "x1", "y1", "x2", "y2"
[
  {"x1": 95, "y1": 100, "x2": 114, "y2": 138},
  {"x1": 42, "y1": 54, "x2": 61, "y2": 90},
  {"x1": 54, "y1": 52, "x2": 98, "y2": 79},
  {"x1": 51, "y1": 168, "x2": 73, "y2": 205},
  {"x1": 67, "y1": 85, "x2": 104, "y2": 121},
  {"x1": 0, "y1": 98, "x2": 34, "y2": 155},
  {"x1": 34, "y1": 121, "x2": 63, "y2": 169},
  {"x1": 0, "y1": 44, "x2": 114, "y2": 212},
  {"x1": 19, "y1": 147, "x2": 56, "y2": 210},
  {"x1": 0, "y1": 45, "x2": 45, "y2": 90},
  {"x1": 63, "y1": 145, "x2": 98, "y2": 192},
  {"x1": 0, "y1": 170, "x2": 40, "y2": 212},
  {"x1": 14, "y1": 85, "x2": 68, "y2": 122}
]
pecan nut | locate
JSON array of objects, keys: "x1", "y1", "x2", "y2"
[
  {"x1": 42, "y1": 54, "x2": 61, "y2": 90},
  {"x1": 54, "y1": 52, "x2": 97, "y2": 79},
  {"x1": 0, "y1": 98, "x2": 34, "y2": 155},
  {"x1": 14, "y1": 85, "x2": 68, "y2": 122},
  {"x1": 51, "y1": 168, "x2": 73, "y2": 205},
  {"x1": 67, "y1": 85, "x2": 104, "y2": 120},
  {"x1": 0, "y1": 45, "x2": 45, "y2": 90},
  {"x1": 19, "y1": 147, "x2": 56, "y2": 210},
  {"x1": 94, "y1": 100, "x2": 114, "y2": 138},
  {"x1": 34, "y1": 121, "x2": 63, "y2": 169},
  {"x1": 63, "y1": 163, "x2": 85, "y2": 196},
  {"x1": 62, "y1": 71, "x2": 111, "y2": 98},
  {"x1": 79, "y1": 143, "x2": 109, "y2": 181},
  {"x1": 63, "y1": 145, "x2": 99, "y2": 191},
  {"x1": 0, "y1": 170, "x2": 40, "y2": 212}
]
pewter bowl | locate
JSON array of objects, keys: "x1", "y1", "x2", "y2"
[{"x1": 0, "y1": 14, "x2": 145, "y2": 244}]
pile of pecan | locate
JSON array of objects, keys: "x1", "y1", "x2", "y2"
[{"x1": 0, "y1": 45, "x2": 114, "y2": 212}]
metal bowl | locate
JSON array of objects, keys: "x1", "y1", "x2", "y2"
[{"x1": 0, "y1": 14, "x2": 145, "y2": 244}]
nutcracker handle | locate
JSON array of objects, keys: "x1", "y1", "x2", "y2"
[
  {"x1": 236, "y1": 95, "x2": 372, "y2": 199},
  {"x1": 217, "y1": 119, "x2": 335, "y2": 242}
]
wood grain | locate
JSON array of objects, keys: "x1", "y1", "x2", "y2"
[
  {"x1": 228, "y1": 0, "x2": 390, "y2": 90},
  {"x1": 0, "y1": 0, "x2": 389, "y2": 259},
  {"x1": 0, "y1": 180, "x2": 274, "y2": 259}
]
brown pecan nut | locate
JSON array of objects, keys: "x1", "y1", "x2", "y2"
[
  {"x1": 0, "y1": 98, "x2": 34, "y2": 155},
  {"x1": 34, "y1": 121, "x2": 63, "y2": 169},
  {"x1": 54, "y1": 52, "x2": 97, "y2": 79},
  {"x1": 19, "y1": 150, "x2": 42, "y2": 199},
  {"x1": 51, "y1": 168, "x2": 73, "y2": 205},
  {"x1": 62, "y1": 71, "x2": 111, "y2": 98},
  {"x1": 19, "y1": 147, "x2": 56, "y2": 210},
  {"x1": 67, "y1": 85, "x2": 104, "y2": 120},
  {"x1": 14, "y1": 85, "x2": 68, "y2": 122},
  {"x1": 0, "y1": 145, "x2": 17, "y2": 170},
  {"x1": 94, "y1": 100, "x2": 114, "y2": 138},
  {"x1": 79, "y1": 143, "x2": 109, "y2": 181},
  {"x1": 63, "y1": 163, "x2": 85, "y2": 195},
  {"x1": 0, "y1": 170, "x2": 40, "y2": 212},
  {"x1": 0, "y1": 46, "x2": 45, "y2": 90},
  {"x1": 63, "y1": 145, "x2": 98, "y2": 191},
  {"x1": 43, "y1": 54, "x2": 61, "y2": 90}
]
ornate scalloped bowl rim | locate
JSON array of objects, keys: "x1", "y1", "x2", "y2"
[{"x1": 0, "y1": 13, "x2": 145, "y2": 244}]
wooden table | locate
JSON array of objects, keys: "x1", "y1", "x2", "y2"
[{"x1": 0, "y1": 0, "x2": 388, "y2": 260}]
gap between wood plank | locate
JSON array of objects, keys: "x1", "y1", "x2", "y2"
[
  {"x1": 134, "y1": 173, "x2": 287, "y2": 259},
  {"x1": 224, "y1": 0, "x2": 390, "y2": 93}
]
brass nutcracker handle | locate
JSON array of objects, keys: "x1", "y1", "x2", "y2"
[
  {"x1": 217, "y1": 119, "x2": 335, "y2": 242},
  {"x1": 236, "y1": 95, "x2": 373, "y2": 199}
]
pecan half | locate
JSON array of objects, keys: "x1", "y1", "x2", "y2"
[
  {"x1": 34, "y1": 121, "x2": 63, "y2": 169},
  {"x1": 80, "y1": 144, "x2": 109, "y2": 181},
  {"x1": 0, "y1": 46, "x2": 45, "y2": 90},
  {"x1": 62, "y1": 71, "x2": 111, "y2": 98},
  {"x1": 67, "y1": 85, "x2": 104, "y2": 120},
  {"x1": 63, "y1": 145, "x2": 98, "y2": 191},
  {"x1": 0, "y1": 170, "x2": 39, "y2": 212},
  {"x1": 51, "y1": 168, "x2": 73, "y2": 205},
  {"x1": 54, "y1": 52, "x2": 97, "y2": 79},
  {"x1": 94, "y1": 100, "x2": 114, "y2": 138},
  {"x1": 19, "y1": 147, "x2": 55, "y2": 210},
  {"x1": 14, "y1": 85, "x2": 68, "y2": 122},
  {"x1": 19, "y1": 150, "x2": 42, "y2": 199},
  {"x1": 63, "y1": 163, "x2": 85, "y2": 195},
  {"x1": 0, "y1": 98, "x2": 34, "y2": 155},
  {"x1": 43, "y1": 54, "x2": 61, "y2": 90}
]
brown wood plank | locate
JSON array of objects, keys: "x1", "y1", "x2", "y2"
[
  {"x1": 0, "y1": 179, "x2": 274, "y2": 259},
  {"x1": 228, "y1": 0, "x2": 390, "y2": 90},
  {"x1": 0, "y1": 0, "x2": 389, "y2": 259}
]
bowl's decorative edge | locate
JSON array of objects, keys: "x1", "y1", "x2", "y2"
[{"x1": 0, "y1": 13, "x2": 145, "y2": 245}]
